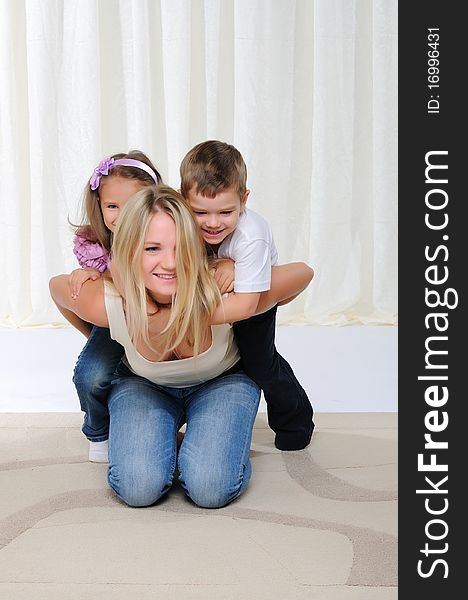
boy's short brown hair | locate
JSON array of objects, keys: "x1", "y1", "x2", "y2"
[{"x1": 180, "y1": 140, "x2": 247, "y2": 199}]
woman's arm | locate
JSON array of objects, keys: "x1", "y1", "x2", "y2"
[
  {"x1": 49, "y1": 275, "x2": 109, "y2": 336},
  {"x1": 256, "y1": 263, "x2": 314, "y2": 312},
  {"x1": 210, "y1": 262, "x2": 314, "y2": 324},
  {"x1": 211, "y1": 291, "x2": 261, "y2": 324}
]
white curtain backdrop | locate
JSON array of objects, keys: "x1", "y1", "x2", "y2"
[{"x1": 0, "y1": 0, "x2": 397, "y2": 327}]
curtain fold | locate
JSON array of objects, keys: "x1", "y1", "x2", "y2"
[{"x1": 0, "y1": 0, "x2": 397, "y2": 327}]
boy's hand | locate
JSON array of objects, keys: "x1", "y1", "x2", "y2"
[
  {"x1": 210, "y1": 258, "x2": 235, "y2": 294},
  {"x1": 68, "y1": 268, "x2": 101, "y2": 299}
]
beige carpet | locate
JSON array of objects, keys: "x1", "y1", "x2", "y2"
[{"x1": 0, "y1": 412, "x2": 397, "y2": 600}]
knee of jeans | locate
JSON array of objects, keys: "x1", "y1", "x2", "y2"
[
  {"x1": 73, "y1": 363, "x2": 109, "y2": 394},
  {"x1": 181, "y1": 468, "x2": 246, "y2": 509},
  {"x1": 108, "y1": 463, "x2": 172, "y2": 508}
]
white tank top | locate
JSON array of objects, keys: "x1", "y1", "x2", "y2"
[{"x1": 104, "y1": 281, "x2": 240, "y2": 387}]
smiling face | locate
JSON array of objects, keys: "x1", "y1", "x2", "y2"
[
  {"x1": 141, "y1": 211, "x2": 177, "y2": 304},
  {"x1": 99, "y1": 176, "x2": 147, "y2": 232},
  {"x1": 186, "y1": 185, "x2": 249, "y2": 248}
]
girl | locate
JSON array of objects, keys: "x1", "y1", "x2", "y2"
[
  {"x1": 50, "y1": 186, "x2": 313, "y2": 507},
  {"x1": 70, "y1": 151, "x2": 162, "y2": 462}
]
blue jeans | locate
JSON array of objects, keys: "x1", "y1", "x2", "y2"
[
  {"x1": 73, "y1": 326, "x2": 124, "y2": 442},
  {"x1": 107, "y1": 365, "x2": 260, "y2": 509}
]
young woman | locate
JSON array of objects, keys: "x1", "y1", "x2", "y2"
[{"x1": 50, "y1": 185, "x2": 313, "y2": 508}]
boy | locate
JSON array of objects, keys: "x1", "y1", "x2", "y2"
[{"x1": 180, "y1": 140, "x2": 314, "y2": 450}]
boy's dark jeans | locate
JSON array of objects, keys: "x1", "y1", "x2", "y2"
[{"x1": 232, "y1": 305, "x2": 314, "y2": 451}]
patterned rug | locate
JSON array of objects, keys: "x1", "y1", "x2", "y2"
[{"x1": 0, "y1": 412, "x2": 397, "y2": 600}]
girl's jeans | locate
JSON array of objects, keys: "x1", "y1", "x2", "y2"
[
  {"x1": 107, "y1": 364, "x2": 260, "y2": 509},
  {"x1": 73, "y1": 326, "x2": 124, "y2": 442}
]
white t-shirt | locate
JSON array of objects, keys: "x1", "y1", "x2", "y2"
[
  {"x1": 216, "y1": 208, "x2": 278, "y2": 293},
  {"x1": 104, "y1": 281, "x2": 240, "y2": 387}
]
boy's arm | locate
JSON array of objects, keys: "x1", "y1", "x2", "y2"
[
  {"x1": 211, "y1": 238, "x2": 272, "y2": 323},
  {"x1": 208, "y1": 258, "x2": 235, "y2": 294},
  {"x1": 49, "y1": 275, "x2": 109, "y2": 336}
]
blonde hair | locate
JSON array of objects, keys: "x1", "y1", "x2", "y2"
[
  {"x1": 180, "y1": 140, "x2": 247, "y2": 199},
  {"x1": 112, "y1": 185, "x2": 221, "y2": 358},
  {"x1": 74, "y1": 150, "x2": 162, "y2": 251}
]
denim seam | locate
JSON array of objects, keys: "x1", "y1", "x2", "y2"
[{"x1": 235, "y1": 380, "x2": 260, "y2": 482}]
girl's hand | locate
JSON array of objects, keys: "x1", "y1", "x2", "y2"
[
  {"x1": 211, "y1": 258, "x2": 235, "y2": 294},
  {"x1": 68, "y1": 268, "x2": 101, "y2": 299}
]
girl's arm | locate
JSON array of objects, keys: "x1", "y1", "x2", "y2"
[
  {"x1": 49, "y1": 275, "x2": 109, "y2": 336},
  {"x1": 210, "y1": 262, "x2": 314, "y2": 325},
  {"x1": 70, "y1": 233, "x2": 110, "y2": 297},
  {"x1": 69, "y1": 268, "x2": 102, "y2": 299}
]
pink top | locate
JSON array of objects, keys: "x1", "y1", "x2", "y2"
[{"x1": 73, "y1": 234, "x2": 110, "y2": 273}]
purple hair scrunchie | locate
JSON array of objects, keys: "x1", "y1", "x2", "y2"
[{"x1": 89, "y1": 157, "x2": 115, "y2": 191}]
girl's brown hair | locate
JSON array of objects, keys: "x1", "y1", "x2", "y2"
[{"x1": 74, "y1": 150, "x2": 162, "y2": 251}]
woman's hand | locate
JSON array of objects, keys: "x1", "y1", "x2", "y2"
[{"x1": 68, "y1": 268, "x2": 101, "y2": 299}]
